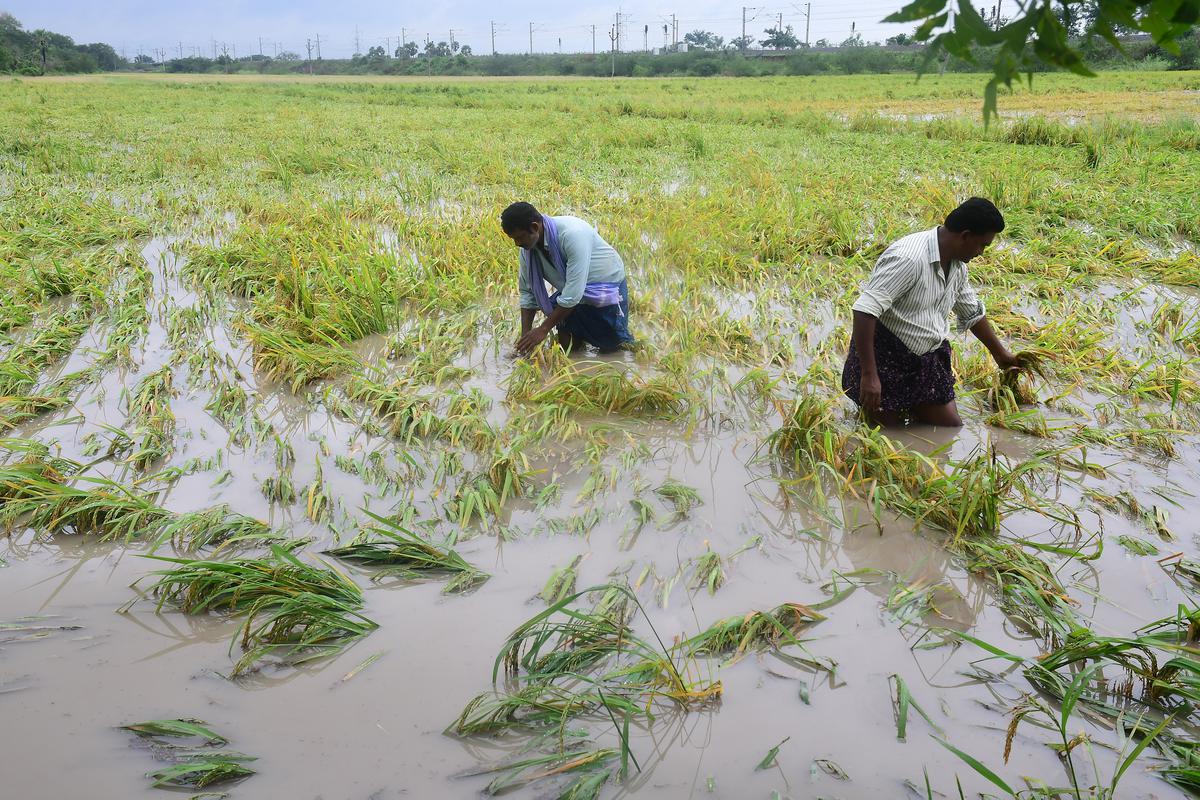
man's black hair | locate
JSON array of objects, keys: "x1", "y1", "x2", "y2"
[
  {"x1": 944, "y1": 197, "x2": 1005, "y2": 234},
  {"x1": 501, "y1": 201, "x2": 541, "y2": 233}
]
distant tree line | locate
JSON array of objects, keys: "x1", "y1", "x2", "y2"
[
  {"x1": 0, "y1": 13, "x2": 124, "y2": 74},
  {"x1": 2, "y1": 9, "x2": 1196, "y2": 79},
  {"x1": 156, "y1": 29, "x2": 1200, "y2": 78}
]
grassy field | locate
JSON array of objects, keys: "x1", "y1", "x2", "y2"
[{"x1": 2, "y1": 71, "x2": 1200, "y2": 798}]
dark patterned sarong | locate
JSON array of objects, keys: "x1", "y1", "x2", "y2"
[
  {"x1": 558, "y1": 279, "x2": 634, "y2": 352},
  {"x1": 841, "y1": 322, "x2": 955, "y2": 412}
]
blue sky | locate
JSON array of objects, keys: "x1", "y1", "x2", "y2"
[{"x1": 1, "y1": 1, "x2": 1014, "y2": 58}]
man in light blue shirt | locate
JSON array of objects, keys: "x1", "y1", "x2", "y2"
[{"x1": 501, "y1": 202, "x2": 635, "y2": 355}]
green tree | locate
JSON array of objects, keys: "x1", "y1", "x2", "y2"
[
  {"x1": 885, "y1": 0, "x2": 1200, "y2": 120},
  {"x1": 684, "y1": 30, "x2": 724, "y2": 49},
  {"x1": 762, "y1": 25, "x2": 801, "y2": 49}
]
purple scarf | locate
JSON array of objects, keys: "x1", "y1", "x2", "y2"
[{"x1": 521, "y1": 215, "x2": 623, "y2": 316}]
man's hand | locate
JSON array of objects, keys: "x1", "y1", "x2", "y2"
[
  {"x1": 994, "y1": 350, "x2": 1019, "y2": 374},
  {"x1": 514, "y1": 325, "x2": 550, "y2": 356},
  {"x1": 859, "y1": 370, "x2": 882, "y2": 412}
]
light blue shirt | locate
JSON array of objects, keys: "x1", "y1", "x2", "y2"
[{"x1": 518, "y1": 215, "x2": 626, "y2": 310}]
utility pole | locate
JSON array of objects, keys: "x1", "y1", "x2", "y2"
[
  {"x1": 449, "y1": 28, "x2": 455, "y2": 52},
  {"x1": 591, "y1": 25, "x2": 596, "y2": 54},
  {"x1": 178, "y1": 42, "x2": 183, "y2": 59},
  {"x1": 315, "y1": 34, "x2": 321, "y2": 59},
  {"x1": 609, "y1": 24, "x2": 616, "y2": 76},
  {"x1": 259, "y1": 36, "x2": 263, "y2": 56},
  {"x1": 529, "y1": 22, "x2": 534, "y2": 55},
  {"x1": 805, "y1": 2, "x2": 811, "y2": 46},
  {"x1": 306, "y1": 38, "x2": 313, "y2": 72},
  {"x1": 643, "y1": 24, "x2": 648, "y2": 52},
  {"x1": 401, "y1": 28, "x2": 407, "y2": 48},
  {"x1": 672, "y1": 14, "x2": 678, "y2": 48},
  {"x1": 557, "y1": 36, "x2": 561, "y2": 53}
]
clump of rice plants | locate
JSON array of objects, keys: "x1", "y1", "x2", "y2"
[
  {"x1": 121, "y1": 717, "x2": 256, "y2": 789},
  {"x1": 681, "y1": 602, "x2": 826, "y2": 663},
  {"x1": 448, "y1": 439, "x2": 536, "y2": 526},
  {"x1": 347, "y1": 375, "x2": 444, "y2": 442},
  {"x1": 509, "y1": 359, "x2": 688, "y2": 418},
  {"x1": 261, "y1": 471, "x2": 298, "y2": 504},
  {"x1": 540, "y1": 555, "x2": 584, "y2": 605},
  {"x1": 126, "y1": 366, "x2": 176, "y2": 470},
  {"x1": 143, "y1": 544, "x2": 377, "y2": 675},
  {"x1": 654, "y1": 479, "x2": 702, "y2": 519},
  {"x1": 0, "y1": 305, "x2": 93, "y2": 397},
  {"x1": 767, "y1": 394, "x2": 848, "y2": 482},
  {"x1": 325, "y1": 511, "x2": 489, "y2": 594},
  {"x1": 461, "y1": 747, "x2": 617, "y2": 798},
  {"x1": 450, "y1": 585, "x2": 720, "y2": 740},
  {"x1": 0, "y1": 468, "x2": 280, "y2": 551},
  {"x1": 302, "y1": 457, "x2": 334, "y2": 523}
]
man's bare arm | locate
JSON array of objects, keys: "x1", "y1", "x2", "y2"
[{"x1": 852, "y1": 310, "x2": 882, "y2": 412}]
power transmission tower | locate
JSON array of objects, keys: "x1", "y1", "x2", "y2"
[
  {"x1": 306, "y1": 38, "x2": 313, "y2": 73},
  {"x1": 354, "y1": 26, "x2": 360, "y2": 54},
  {"x1": 449, "y1": 28, "x2": 455, "y2": 52},
  {"x1": 315, "y1": 34, "x2": 321, "y2": 59},
  {"x1": 258, "y1": 36, "x2": 263, "y2": 56},
  {"x1": 491, "y1": 21, "x2": 498, "y2": 56}
]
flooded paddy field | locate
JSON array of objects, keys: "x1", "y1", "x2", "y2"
[{"x1": 2, "y1": 71, "x2": 1200, "y2": 798}]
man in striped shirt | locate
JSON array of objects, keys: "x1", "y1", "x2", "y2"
[{"x1": 842, "y1": 197, "x2": 1019, "y2": 427}]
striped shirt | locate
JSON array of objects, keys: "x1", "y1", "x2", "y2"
[
  {"x1": 850, "y1": 227, "x2": 986, "y2": 356},
  {"x1": 518, "y1": 215, "x2": 626, "y2": 310}
]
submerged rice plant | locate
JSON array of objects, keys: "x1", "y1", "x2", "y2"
[
  {"x1": 325, "y1": 510, "x2": 489, "y2": 593},
  {"x1": 126, "y1": 366, "x2": 176, "y2": 470},
  {"x1": 142, "y1": 544, "x2": 377, "y2": 675}
]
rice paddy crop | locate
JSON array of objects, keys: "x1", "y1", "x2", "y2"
[{"x1": 3, "y1": 70, "x2": 1200, "y2": 798}]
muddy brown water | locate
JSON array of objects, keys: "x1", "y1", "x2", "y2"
[{"x1": 3, "y1": 236, "x2": 1199, "y2": 798}]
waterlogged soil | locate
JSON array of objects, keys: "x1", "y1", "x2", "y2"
[{"x1": 2, "y1": 228, "x2": 1199, "y2": 800}]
